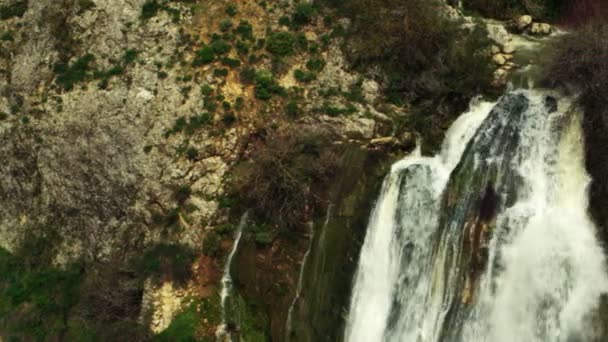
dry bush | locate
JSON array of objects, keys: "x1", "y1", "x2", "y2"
[{"x1": 232, "y1": 127, "x2": 337, "y2": 231}]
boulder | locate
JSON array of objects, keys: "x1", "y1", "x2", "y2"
[
  {"x1": 502, "y1": 44, "x2": 515, "y2": 54},
  {"x1": 529, "y1": 22, "x2": 552, "y2": 36},
  {"x1": 517, "y1": 15, "x2": 533, "y2": 31},
  {"x1": 493, "y1": 54, "x2": 507, "y2": 65}
]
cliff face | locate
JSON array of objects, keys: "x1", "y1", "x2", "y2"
[{"x1": 0, "y1": 0, "x2": 404, "y2": 339}]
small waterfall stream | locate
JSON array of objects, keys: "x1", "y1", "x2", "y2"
[
  {"x1": 285, "y1": 205, "x2": 333, "y2": 341},
  {"x1": 216, "y1": 212, "x2": 249, "y2": 341},
  {"x1": 345, "y1": 90, "x2": 608, "y2": 341}
]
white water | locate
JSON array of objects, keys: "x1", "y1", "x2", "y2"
[
  {"x1": 345, "y1": 91, "x2": 608, "y2": 342},
  {"x1": 216, "y1": 212, "x2": 249, "y2": 341}
]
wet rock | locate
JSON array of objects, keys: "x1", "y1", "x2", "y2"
[
  {"x1": 491, "y1": 45, "x2": 501, "y2": 54},
  {"x1": 517, "y1": 15, "x2": 533, "y2": 31},
  {"x1": 493, "y1": 54, "x2": 507, "y2": 65},
  {"x1": 544, "y1": 96, "x2": 558, "y2": 113},
  {"x1": 529, "y1": 23, "x2": 552, "y2": 36},
  {"x1": 502, "y1": 44, "x2": 515, "y2": 54}
]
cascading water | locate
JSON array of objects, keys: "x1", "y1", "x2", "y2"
[
  {"x1": 285, "y1": 205, "x2": 332, "y2": 342},
  {"x1": 216, "y1": 212, "x2": 249, "y2": 341},
  {"x1": 345, "y1": 91, "x2": 608, "y2": 342}
]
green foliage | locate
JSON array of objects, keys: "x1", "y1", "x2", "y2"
[
  {"x1": 285, "y1": 100, "x2": 299, "y2": 118},
  {"x1": 292, "y1": 3, "x2": 316, "y2": 28},
  {"x1": 279, "y1": 15, "x2": 291, "y2": 26},
  {"x1": 253, "y1": 70, "x2": 285, "y2": 100},
  {"x1": 294, "y1": 69, "x2": 316, "y2": 83},
  {"x1": 166, "y1": 113, "x2": 212, "y2": 137},
  {"x1": 141, "y1": 0, "x2": 162, "y2": 19},
  {"x1": 235, "y1": 20, "x2": 254, "y2": 40},
  {"x1": 224, "y1": 292, "x2": 269, "y2": 341},
  {"x1": 202, "y1": 232, "x2": 221, "y2": 257},
  {"x1": 192, "y1": 46, "x2": 215, "y2": 66},
  {"x1": 225, "y1": 3, "x2": 238, "y2": 16},
  {"x1": 0, "y1": 112, "x2": 7, "y2": 120},
  {"x1": 306, "y1": 57, "x2": 325, "y2": 72},
  {"x1": 221, "y1": 57, "x2": 241, "y2": 68},
  {"x1": 54, "y1": 54, "x2": 95, "y2": 91},
  {"x1": 1, "y1": 31, "x2": 14, "y2": 41},
  {"x1": 210, "y1": 39, "x2": 231, "y2": 54},
  {"x1": 214, "y1": 68, "x2": 229, "y2": 77},
  {"x1": 220, "y1": 19, "x2": 233, "y2": 32},
  {"x1": 319, "y1": 102, "x2": 357, "y2": 116},
  {"x1": 136, "y1": 243, "x2": 196, "y2": 285},
  {"x1": 266, "y1": 31, "x2": 295, "y2": 57},
  {"x1": 122, "y1": 49, "x2": 139, "y2": 65},
  {"x1": 0, "y1": 0, "x2": 28, "y2": 20},
  {"x1": 0, "y1": 239, "x2": 83, "y2": 341}
]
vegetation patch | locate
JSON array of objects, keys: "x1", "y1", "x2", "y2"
[
  {"x1": 231, "y1": 127, "x2": 337, "y2": 231},
  {"x1": 0, "y1": 0, "x2": 28, "y2": 20},
  {"x1": 136, "y1": 243, "x2": 196, "y2": 285},
  {"x1": 266, "y1": 31, "x2": 295, "y2": 57}
]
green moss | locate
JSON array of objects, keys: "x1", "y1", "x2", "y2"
[
  {"x1": 153, "y1": 298, "x2": 220, "y2": 342},
  {"x1": 0, "y1": 246, "x2": 83, "y2": 340},
  {"x1": 225, "y1": 292, "x2": 269, "y2": 341}
]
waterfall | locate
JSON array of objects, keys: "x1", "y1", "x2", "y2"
[
  {"x1": 345, "y1": 90, "x2": 608, "y2": 342},
  {"x1": 216, "y1": 212, "x2": 249, "y2": 341}
]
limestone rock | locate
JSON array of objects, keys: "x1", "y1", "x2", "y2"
[
  {"x1": 517, "y1": 15, "x2": 533, "y2": 31},
  {"x1": 529, "y1": 22, "x2": 552, "y2": 36},
  {"x1": 493, "y1": 54, "x2": 507, "y2": 65}
]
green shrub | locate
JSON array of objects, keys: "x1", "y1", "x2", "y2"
[
  {"x1": 0, "y1": 112, "x2": 7, "y2": 120},
  {"x1": 210, "y1": 39, "x2": 231, "y2": 54},
  {"x1": 279, "y1": 15, "x2": 291, "y2": 26},
  {"x1": 202, "y1": 232, "x2": 221, "y2": 256},
  {"x1": 285, "y1": 100, "x2": 299, "y2": 118},
  {"x1": 220, "y1": 19, "x2": 233, "y2": 32},
  {"x1": 192, "y1": 46, "x2": 215, "y2": 66},
  {"x1": 266, "y1": 31, "x2": 295, "y2": 57},
  {"x1": 294, "y1": 69, "x2": 316, "y2": 83},
  {"x1": 292, "y1": 3, "x2": 316, "y2": 27},
  {"x1": 221, "y1": 57, "x2": 241, "y2": 68},
  {"x1": 214, "y1": 68, "x2": 229, "y2": 77},
  {"x1": 201, "y1": 84, "x2": 214, "y2": 96},
  {"x1": 136, "y1": 243, "x2": 196, "y2": 285},
  {"x1": 0, "y1": 0, "x2": 27, "y2": 20},
  {"x1": 225, "y1": 3, "x2": 238, "y2": 16},
  {"x1": 122, "y1": 49, "x2": 138, "y2": 65},
  {"x1": 235, "y1": 20, "x2": 254, "y2": 40},
  {"x1": 306, "y1": 57, "x2": 325, "y2": 72},
  {"x1": 141, "y1": 0, "x2": 161, "y2": 19},
  {"x1": 253, "y1": 70, "x2": 285, "y2": 100},
  {"x1": 54, "y1": 54, "x2": 95, "y2": 91},
  {"x1": 1, "y1": 31, "x2": 14, "y2": 41},
  {"x1": 222, "y1": 112, "x2": 237, "y2": 125},
  {"x1": 186, "y1": 147, "x2": 199, "y2": 161}
]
